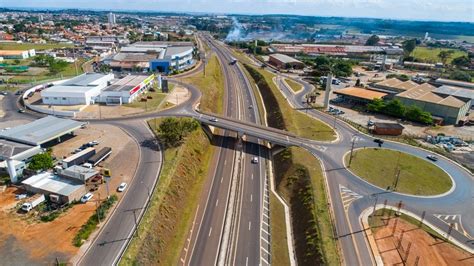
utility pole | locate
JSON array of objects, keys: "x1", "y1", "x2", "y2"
[
  {"x1": 393, "y1": 168, "x2": 401, "y2": 191},
  {"x1": 96, "y1": 193, "x2": 101, "y2": 223},
  {"x1": 348, "y1": 135, "x2": 357, "y2": 167}
]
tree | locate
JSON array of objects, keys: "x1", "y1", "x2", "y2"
[
  {"x1": 28, "y1": 153, "x2": 53, "y2": 171},
  {"x1": 158, "y1": 118, "x2": 199, "y2": 147},
  {"x1": 48, "y1": 59, "x2": 68, "y2": 75},
  {"x1": 451, "y1": 56, "x2": 470, "y2": 68},
  {"x1": 438, "y1": 50, "x2": 455, "y2": 65},
  {"x1": 449, "y1": 70, "x2": 472, "y2": 82},
  {"x1": 383, "y1": 99, "x2": 406, "y2": 118},
  {"x1": 402, "y1": 39, "x2": 417, "y2": 56},
  {"x1": 332, "y1": 61, "x2": 353, "y2": 77},
  {"x1": 367, "y1": 98, "x2": 385, "y2": 112},
  {"x1": 365, "y1": 35, "x2": 380, "y2": 46}
]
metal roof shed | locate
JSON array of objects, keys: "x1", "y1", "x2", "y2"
[{"x1": 0, "y1": 116, "x2": 84, "y2": 146}]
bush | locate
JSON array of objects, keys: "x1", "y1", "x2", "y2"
[
  {"x1": 73, "y1": 195, "x2": 118, "y2": 247},
  {"x1": 28, "y1": 153, "x2": 53, "y2": 171},
  {"x1": 366, "y1": 99, "x2": 433, "y2": 124},
  {"x1": 449, "y1": 70, "x2": 472, "y2": 82},
  {"x1": 158, "y1": 118, "x2": 199, "y2": 147}
]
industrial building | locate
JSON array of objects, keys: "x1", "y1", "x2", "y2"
[
  {"x1": 372, "y1": 78, "x2": 419, "y2": 94},
  {"x1": 85, "y1": 35, "x2": 129, "y2": 52},
  {"x1": 21, "y1": 172, "x2": 86, "y2": 204},
  {"x1": 98, "y1": 74, "x2": 156, "y2": 105},
  {"x1": 269, "y1": 44, "x2": 403, "y2": 57},
  {"x1": 62, "y1": 147, "x2": 96, "y2": 169},
  {"x1": 433, "y1": 85, "x2": 474, "y2": 107},
  {"x1": 0, "y1": 116, "x2": 84, "y2": 146},
  {"x1": 104, "y1": 41, "x2": 195, "y2": 73},
  {"x1": 395, "y1": 83, "x2": 471, "y2": 124},
  {"x1": 333, "y1": 87, "x2": 388, "y2": 103},
  {"x1": 88, "y1": 147, "x2": 112, "y2": 166},
  {"x1": 0, "y1": 140, "x2": 42, "y2": 181},
  {"x1": 0, "y1": 49, "x2": 36, "y2": 59},
  {"x1": 58, "y1": 165, "x2": 99, "y2": 183},
  {"x1": 268, "y1": 53, "x2": 305, "y2": 69},
  {"x1": 434, "y1": 78, "x2": 474, "y2": 89},
  {"x1": 41, "y1": 73, "x2": 114, "y2": 105}
]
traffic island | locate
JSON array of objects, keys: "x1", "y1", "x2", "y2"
[{"x1": 345, "y1": 148, "x2": 453, "y2": 196}]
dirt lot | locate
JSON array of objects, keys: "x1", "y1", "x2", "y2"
[
  {"x1": 77, "y1": 104, "x2": 144, "y2": 119},
  {"x1": 373, "y1": 216, "x2": 473, "y2": 265},
  {"x1": 0, "y1": 123, "x2": 139, "y2": 265}
]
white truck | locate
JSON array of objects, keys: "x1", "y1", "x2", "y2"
[{"x1": 21, "y1": 194, "x2": 45, "y2": 212}]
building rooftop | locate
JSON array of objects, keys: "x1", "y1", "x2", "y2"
[
  {"x1": 164, "y1": 46, "x2": 194, "y2": 59},
  {"x1": 393, "y1": 80, "x2": 419, "y2": 91},
  {"x1": 397, "y1": 83, "x2": 469, "y2": 108},
  {"x1": 0, "y1": 50, "x2": 28, "y2": 55},
  {"x1": 433, "y1": 85, "x2": 474, "y2": 101},
  {"x1": 269, "y1": 53, "x2": 303, "y2": 64},
  {"x1": 334, "y1": 87, "x2": 388, "y2": 100},
  {"x1": 375, "y1": 78, "x2": 404, "y2": 88},
  {"x1": 104, "y1": 74, "x2": 152, "y2": 92},
  {"x1": 42, "y1": 73, "x2": 114, "y2": 94},
  {"x1": 22, "y1": 172, "x2": 84, "y2": 197},
  {"x1": 0, "y1": 139, "x2": 37, "y2": 159},
  {"x1": 60, "y1": 73, "x2": 109, "y2": 87},
  {"x1": 435, "y1": 78, "x2": 474, "y2": 89},
  {"x1": 0, "y1": 116, "x2": 84, "y2": 146},
  {"x1": 60, "y1": 165, "x2": 98, "y2": 182}
]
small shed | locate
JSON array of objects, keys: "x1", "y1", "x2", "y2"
[{"x1": 373, "y1": 123, "x2": 404, "y2": 136}]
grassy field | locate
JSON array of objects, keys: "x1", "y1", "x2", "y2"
[
  {"x1": 124, "y1": 89, "x2": 169, "y2": 111},
  {"x1": 245, "y1": 64, "x2": 336, "y2": 141},
  {"x1": 293, "y1": 147, "x2": 340, "y2": 265},
  {"x1": 183, "y1": 54, "x2": 225, "y2": 114},
  {"x1": 0, "y1": 42, "x2": 73, "y2": 50},
  {"x1": 270, "y1": 193, "x2": 291, "y2": 266},
  {"x1": 284, "y1": 78, "x2": 303, "y2": 93},
  {"x1": 121, "y1": 119, "x2": 214, "y2": 265},
  {"x1": 412, "y1": 47, "x2": 467, "y2": 64},
  {"x1": 346, "y1": 148, "x2": 452, "y2": 195}
]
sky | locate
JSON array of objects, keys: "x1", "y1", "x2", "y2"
[{"x1": 3, "y1": 0, "x2": 474, "y2": 22}]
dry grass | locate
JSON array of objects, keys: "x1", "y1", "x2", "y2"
[
  {"x1": 270, "y1": 193, "x2": 291, "y2": 266},
  {"x1": 285, "y1": 78, "x2": 303, "y2": 93}
]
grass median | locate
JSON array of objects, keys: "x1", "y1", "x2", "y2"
[
  {"x1": 284, "y1": 78, "x2": 303, "y2": 93},
  {"x1": 243, "y1": 63, "x2": 336, "y2": 141},
  {"x1": 182, "y1": 54, "x2": 225, "y2": 114},
  {"x1": 346, "y1": 148, "x2": 452, "y2": 196}
]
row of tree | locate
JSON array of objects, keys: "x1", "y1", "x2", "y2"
[
  {"x1": 32, "y1": 55, "x2": 69, "y2": 74},
  {"x1": 306, "y1": 56, "x2": 355, "y2": 78},
  {"x1": 157, "y1": 118, "x2": 200, "y2": 147},
  {"x1": 367, "y1": 98, "x2": 433, "y2": 124}
]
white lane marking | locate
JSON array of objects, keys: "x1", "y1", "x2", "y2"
[
  {"x1": 224, "y1": 160, "x2": 227, "y2": 165},
  {"x1": 250, "y1": 194, "x2": 253, "y2": 202},
  {"x1": 249, "y1": 221, "x2": 252, "y2": 231},
  {"x1": 208, "y1": 227, "x2": 212, "y2": 237},
  {"x1": 251, "y1": 173, "x2": 253, "y2": 180},
  {"x1": 216, "y1": 200, "x2": 219, "y2": 207},
  {"x1": 246, "y1": 257, "x2": 249, "y2": 266},
  {"x1": 221, "y1": 177, "x2": 223, "y2": 183}
]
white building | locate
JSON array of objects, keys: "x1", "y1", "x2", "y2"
[
  {"x1": 41, "y1": 73, "x2": 114, "y2": 105},
  {"x1": 98, "y1": 74, "x2": 157, "y2": 105},
  {"x1": 108, "y1": 12, "x2": 116, "y2": 26}
]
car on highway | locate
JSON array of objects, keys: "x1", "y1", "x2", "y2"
[
  {"x1": 80, "y1": 192, "x2": 93, "y2": 203},
  {"x1": 209, "y1": 117, "x2": 218, "y2": 122},
  {"x1": 0, "y1": 91, "x2": 8, "y2": 95},
  {"x1": 248, "y1": 105, "x2": 253, "y2": 109},
  {"x1": 117, "y1": 182, "x2": 128, "y2": 192},
  {"x1": 18, "y1": 109, "x2": 25, "y2": 113},
  {"x1": 426, "y1": 155, "x2": 438, "y2": 161},
  {"x1": 251, "y1": 156, "x2": 259, "y2": 164},
  {"x1": 367, "y1": 120, "x2": 375, "y2": 126}
]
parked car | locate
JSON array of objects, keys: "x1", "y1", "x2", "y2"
[
  {"x1": 117, "y1": 182, "x2": 128, "y2": 192},
  {"x1": 18, "y1": 109, "x2": 25, "y2": 113},
  {"x1": 426, "y1": 155, "x2": 438, "y2": 161},
  {"x1": 209, "y1": 117, "x2": 218, "y2": 122},
  {"x1": 80, "y1": 193, "x2": 93, "y2": 203},
  {"x1": 367, "y1": 120, "x2": 375, "y2": 127},
  {"x1": 0, "y1": 91, "x2": 8, "y2": 96}
]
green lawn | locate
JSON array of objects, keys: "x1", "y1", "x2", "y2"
[
  {"x1": 0, "y1": 42, "x2": 73, "y2": 51},
  {"x1": 183, "y1": 54, "x2": 225, "y2": 114},
  {"x1": 346, "y1": 148, "x2": 452, "y2": 195},
  {"x1": 285, "y1": 78, "x2": 303, "y2": 93},
  {"x1": 245, "y1": 64, "x2": 336, "y2": 141},
  {"x1": 412, "y1": 47, "x2": 467, "y2": 64}
]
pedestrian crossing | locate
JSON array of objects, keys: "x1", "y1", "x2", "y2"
[{"x1": 339, "y1": 185, "x2": 363, "y2": 211}]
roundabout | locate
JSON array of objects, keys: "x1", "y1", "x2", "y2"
[{"x1": 344, "y1": 148, "x2": 453, "y2": 196}]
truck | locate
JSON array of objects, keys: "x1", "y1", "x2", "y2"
[{"x1": 21, "y1": 194, "x2": 45, "y2": 212}]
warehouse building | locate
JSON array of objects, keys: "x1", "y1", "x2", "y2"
[
  {"x1": 0, "y1": 116, "x2": 84, "y2": 146},
  {"x1": 0, "y1": 139, "x2": 42, "y2": 182},
  {"x1": 268, "y1": 53, "x2": 305, "y2": 69},
  {"x1": 372, "y1": 78, "x2": 419, "y2": 94},
  {"x1": 57, "y1": 165, "x2": 99, "y2": 183},
  {"x1": 0, "y1": 49, "x2": 36, "y2": 59},
  {"x1": 433, "y1": 85, "x2": 474, "y2": 107},
  {"x1": 98, "y1": 74, "x2": 156, "y2": 105},
  {"x1": 434, "y1": 78, "x2": 474, "y2": 89},
  {"x1": 395, "y1": 83, "x2": 471, "y2": 124},
  {"x1": 105, "y1": 41, "x2": 195, "y2": 73},
  {"x1": 333, "y1": 87, "x2": 388, "y2": 103},
  {"x1": 21, "y1": 172, "x2": 86, "y2": 204},
  {"x1": 41, "y1": 73, "x2": 114, "y2": 105}
]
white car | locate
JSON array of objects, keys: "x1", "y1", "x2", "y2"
[
  {"x1": 80, "y1": 193, "x2": 93, "y2": 203},
  {"x1": 117, "y1": 182, "x2": 127, "y2": 192},
  {"x1": 251, "y1": 156, "x2": 259, "y2": 164},
  {"x1": 209, "y1": 117, "x2": 218, "y2": 122}
]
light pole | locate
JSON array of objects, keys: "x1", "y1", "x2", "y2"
[{"x1": 348, "y1": 134, "x2": 357, "y2": 167}]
